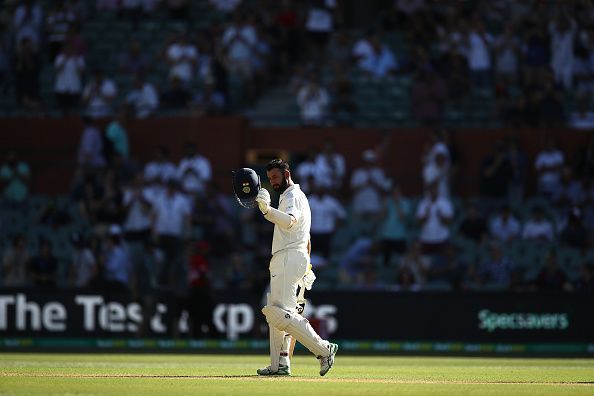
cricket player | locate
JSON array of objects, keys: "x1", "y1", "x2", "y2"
[{"x1": 254, "y1": 159, "x2": 338, "y2": 376}]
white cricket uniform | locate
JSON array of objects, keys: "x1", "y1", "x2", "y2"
[{"x1": 269, "y1": 184, "x2": 311, "y2": 312}]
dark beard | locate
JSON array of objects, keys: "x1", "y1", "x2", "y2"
[{"x1": 273, "y1": 176, "x2": 289, "y2": 193}]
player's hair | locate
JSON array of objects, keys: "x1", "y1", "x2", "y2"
[{"x1": 266, "y1": 159, "x2": 290, "y2": 173}]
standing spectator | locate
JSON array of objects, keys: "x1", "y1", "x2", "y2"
[
  {"x1": 479, "y1": 141, "x2": 513, "y2": 202},
  {"x1": 177, "y1": 142, "x2": 212, "y2": 196},
  {"x1": 522, "y1": 207, "x2": 555, "y2": 242},
  {"x1": 77, "y1": 116, "x2": 106, "y2": 169},
  {"x1": 304, "y1": 0, "x2": 337, "y2": 59},
  {"x1": 2, "y1": 235, "x2": 30, "y2": 287},
  {"x1": 535, "y1": 138, "x2": 564, "y2": 197},
  {"x1": 45, "y1": 0, "x2": 77, "y2": 60},
  {"x1": 151, "y1": 179, "x2": 192, "y2": 288},
  {"x1": 549, "y1": 14, "x2": 577, "y2": 90},
  {"x1": 534, "y1": 251, "x2": 572, "y2": 291},
  {"x1": 187, "y1": 240, "x2": 216, "y2": 337},
  {"x1": 473, "y1": 241, "x2": 516, "y2": 288},
  {"x1": 467, "y1": 18, "x2": 493, "y2": 92},
  {"x1": 489, "y1": 205, "x2": 521, "y2": 244},
  {"x1": 379, "y1": 184, "x2": 411, "y2": 264},
  {"x1": 101, "y1": 225, "x2": 132, "y2": 292},
  {"x1": 144, "y1": 146, "x2": 177, "y2": 184},
  {"x1": 125, "y1": 74, "x2": 159, "y2": 118},
  {"x1": 166, "y1": 34, "x2": 198, "y2": 85},
  {"x1": 458, "y1": 202, "x2": 488, "y2": 244},
  {"x1": 309, "y1": 185, "x2": 346, "y2": 259},
  {"x1": 0, "y1": 152, "x2": 31, "y2": 205},
  {"x1": 358, "y1": 36, "x2": 398, "y2": 79},
  {"x1": 295, "y1": 151, "x2": 318, "y2": 194},
  {"x1": 493, "y1": 23, "x2": 520, "y2": 86},
  {"x1": 350, "y1": 150, "x2": 390, "y2": 219},
  {"x1": 411, "y1": 67, "x2": 447, "y2": 127},
  {"x1": 28, "y1": 239, "x2": 58, "y2": 288},
  {"x1": 160, "y1": 76, "x2": 191, "y2": 109},
  {"x1": 314, "y1": 139, "x2": 346, "y2": 191},
  {"x1": 14, "y1": 37, "x2": 41, "y2": 111},
  {"x1": 105, "y1": 108, "x2": 130, "y2": 161},
  {"x1": 69, "y1": 233, "x2": 97, "y2": 288},
  {"x1": 54, "y1": 43, "x2": 85, "y2": 115},
  {"x1": 118, "y1": 39, "x2": 150, "y2": 75},
  {"x1": 521, "y1": 21, "x2": 549, "y2": 86},
  {"x1": 422, "y1": 148, "x2": 449, "y2": 198},
  {"x1": 416, "y1": 181, "x2": 453, "y2": 254},
  {"x1": 13, "y1": 0, "x2": 43, "y2": 50},
  {"x1": 352, "y1": 30, "x2": 375, "y2": 67},
  {"x1": 296, "y1": 74, "x2": 329, "y2": 126},
  {"x1": 222, "y1": 12, "x2": 257, "y2": 94},
  {"x1": 82, "y1": 69, "x2": 118, "y2": 118}
]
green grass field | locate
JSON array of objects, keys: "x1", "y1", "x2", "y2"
[{"x1": 0, "y1": 353, "x2": 593, "y2": 395}]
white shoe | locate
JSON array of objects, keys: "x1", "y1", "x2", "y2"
[
  {"x1": 257, "y1": 364, "x2": 291, "y2": 376},
  {"x1": 319, "y1": 343, "x2": 338, "y2": 376}
]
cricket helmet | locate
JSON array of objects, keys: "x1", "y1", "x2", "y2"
[{"x1": 232, "y1": 167, "x2": 261, "y2": 209}]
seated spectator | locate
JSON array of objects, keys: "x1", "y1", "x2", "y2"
[
  {"x1": 161, "y1": 76, "x2": 191, "y2": 109},
  {"x1": 429, "y1": 244, "x2": 467, "y2": 289},
  {"x1": 77, "y1": 116, "x2": 106, "y2": 169},
  {"x1": 126, "y1": 74, "x2": 159, "y2": 118},
  {"x1": 295, "y1": 151, "x2": 318, "y2": 194},
  {"x1": 0, "y1": 152, "x2": 31, "y2": 205},
  {"x1": 69, "y1": 233, "x2": 97, "y2": 288},
  {"x1": 177, "y1": 141, "x2": 212, "y2": 196},
  {"x1": 105, "y1": 108, "x2": 130, "y2": 162},
  {"x1": 350, "y1": 150, "x2": 390, "y2": 219},
  {"x1": 191, "y1": 78, "x2": 226, "y2": 115},
  {"x1": 559, "y1": 207, "x2": 588, "y2": 249},
  {"x1": 100, "y1": 225, "x2": 132, "y2": 292},
  {"x1": 2, "y1": 235, "x2": 30, "y2": 287},
  {"x1": 535, "y1": 138, "x2": 564, "y2": 197},
  {"x1": 54, "y1": 43, "x2": 85, "y2": 115},
  {"x1": 534, "y1": 251, "x2": 572, "y2": 291},
  {"x1": 314, "y1": 139, "x2": 346, "y2": 191},
  {"x1": 358, "y1": 35, "x2": 397, "y2": 79},
  {"x1": 82, "y1": 69, "x2": 118, "y2": 118},
  {"x1": 338, "y1": 237, "x2": 381, "y2": 285},
  {"x1": 569, "y1": 95, "x2": 594, "y2": 130},
  {"x1": 13, "y1": 0, "x2": 43, "y2": 50},
  {"x1": 144, "y1": 146, "x2": 177, "y2": 183},
  {"x1": 379, "y1": 184, "x2": 411, "y2": 263},
  {"x1": 489, "y1": 205, "x2": 521, "y2": 243},
  {"x1": 45, "y1": 0, "x2": 77, "y2": 60},
  {"x1": 416, "y1": 181, "x2": 453, "y2": 254},
  {"x1": 14, "y1": 37, "x2": 41, "y2": 112},
  {"x1": 458, "y1": 202, "x2": 488, "y2": 244},
  {"x1": 473, "y1": 241, "x2": 516, "y2": 288},
  {"x1": 166, "y1": 34, "x2": 198, "y2": 85},
  {"x1": 411, "y1": 67, "x2": 447, "y2": 127},
  {"x1": 522, "y1": 207, "x2": 555, "y2": 242},
  {"x1": 297, "y1": 74, "x2": 329, "y2": 126},
  {"x1": 309, "y1": 184, "x2": 346, "y2": 259},
  {"x1": 28, "y1": 239, "x2": 58, "y2": 288},
  {"x1": 396, "y1": 241, "x2": 430, "y2": 286},
  {"x1": 118, "y1": 39, "x2": 150, "y2": 75},
  {"x1": 552, "y1": 166, "x2": 585, "y2": 209}
]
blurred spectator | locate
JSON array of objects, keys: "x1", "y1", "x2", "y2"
[
  {"x1": 416, "y1": 181, "x2": 453, "y2": 254},
  {"x1": 467, "y1": 18, "x2": 493, "y2": 92},
  {"x1": 314, "y1": 139, "x2": 346, "y2": 191},
  {"x1": 82, "y1": 69, "x2": 118, "y2": 118},
  {"x1": 338, "y1": 237, "x2": 380, "y2": 285},
  {"x1": 395, "y1": 241, "x2": 430, "y2": 287},
  {"x1": 493, "y1": 23, "x2": 520, "y2": 86},
  {"x1": 191, "y1": 78, "x2": 226, "y2": 115},
  {"x1": 552, "y1": 166, "x2": 585, "y2": 209},
  {"x1": 69, "y1": 233, "x2": 97, "y2": 288},
  {"x1": 350, "y1": 149, "x2": 389, "y2": 219},
  {"x1": 295, "y1": 151, "x2": 317, "y2": 194},
  {"x1": 505, "y1": 136, "x2": 528, "y2": 202},
  {"x1": 574, "y1": 263, "x2": 594, "y2": 291},
  {"x1": 166, "y1": 34, "x2": 198, "y2": 85},
  {"x1": 2, "y1": 235, "x2": 30, "y2": 287},
  {"x1": 429, "y1": 244, "x2": 466, "y2": 289},
  {"x1": 473, "y1": 241, "x2": 516, "y2": 288},
  {"x1": 379, "y1": 184, "x2": 411, "y2": 264},
  {"x1": 534, "y1": 251, "x2": 572, "y2": 291},
  {"x1": 225, "y1": 251, "x2": 250, "y2": 290},
  {"x1": 480, "y1": 141, "x2": 512, "y2": 201},
  {"x1": 538, "y1": 72, "x2": 566, "y2": 127},
  {"x1": 209, "y1": 0, "x2": 242, "y2": 13},
  {"x1": 444, "y1": 48, "x2": 470, "y2": 110},
  {"x1": 458, "y1": 202, "x2": 488, "y2": 244},
  {"x1": 0, "y1": 152, "x2": 31, "y2": 205},
  {"x1": 489, "y1": 205, "x2": 521, "y2": 244},
  {"x1": 304, "y1": 0, "x2": 337, "y2": 59},
  {"x1": 309, "y1": 185, "x2": 346, "y2": 259},
  {"x1": 329, "y1": 64, "x2": 358, "y2": 126},
  {"x1": 297, "y1": 73, "x2": 329, "y2": 126},
  {"x1": 144, "y1": 146, "x2": 177, "y2": 183},
  {"x1": 37, "y1": 199, "x2": 72, "y2": 227},
  {"x1": 101, "y1": 225, "x2": 132, "y2": 292},
  {"x1": 54, "y1": 43, "x2": 85, "y2": 116},
  {"x1": 151, "y1": 179, "x2": 192, "y2": 288},
  {"x1": 28, "y1": 239, "x2": 58, "y2": 288},
  {"x1": 573, "y1": 33, "x2": 594, "y2": 97},
  {"x1": 352, "y1": 30, "x2": 375, "y2": 66},
  {"x1": 45, "y1": 0, "x2": 77, "y2": 60},
  {"x1": 358, "y1": 36, "x2": 398, "y2": 79},
  {"x1": 222, "y1": 12, "x2": 257, "y2": 88},
  {"x1": 559, "y1": 207, "x2": 588, "y2": 249},
  {"x1": 327, "y1": 31, "x2": 352, "y2": 65},
  {"x1": 123, "y1": 173, "x2": 152, "y2": 243},
  {"x1": 118, "y1": 39, "x2": 150, "y2": 75},
  {"x1": 411, "y1": 68, "x2": 447, "y2": 127},
  {"x1": 13, "y1": 0, "x2": 43, "y2": 50},
  {"x1": 14, "y1": 37, "x2": 41, "y2": 112},
  {"x1": 422, "y1": 147, "x2": 449, "y2": 198},
  {"x1": 77, "y1": 116, "x2": 106, "y2": 169},
  {"x1": 161, "y1": 76, "x2": 191, "y2": 109},
  {"x1": 105, "y1": 108, "x2": 130, "y2": 161},
  {"x1": 126, "y1": 74, "x2": 159, "y2": 118},
  {"x1": 187, "y1": 240, "x2": 216, "y2": 337},
  {"x1": 522, "y1": 207, "x2": 555, "y2": 242},
  {"x1": 568, "y1": 95, "x2": 594, "y2": 130},
  {"x1": 549, "y1": 14, "x2": 577, "y2": 90},
  {"x1": 63, "y1": 23, "x2": 86, "y2": 57},
  {"x1": 177, "y1": 142, "x2": 212, "y2": 196},
  {"x1": 535, "y1": 138, "x2": 564, "y2": 197},
  {"x1": 521, "y1": 22, "x2": 549, "y2": 86},
  {"x1": 274, "y1": 0, "x2": 300, "y2": 72}
]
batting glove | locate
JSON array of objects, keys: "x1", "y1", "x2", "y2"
[{"x1": 255, "y1": 188, "x2": 271, "y2": 214}]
